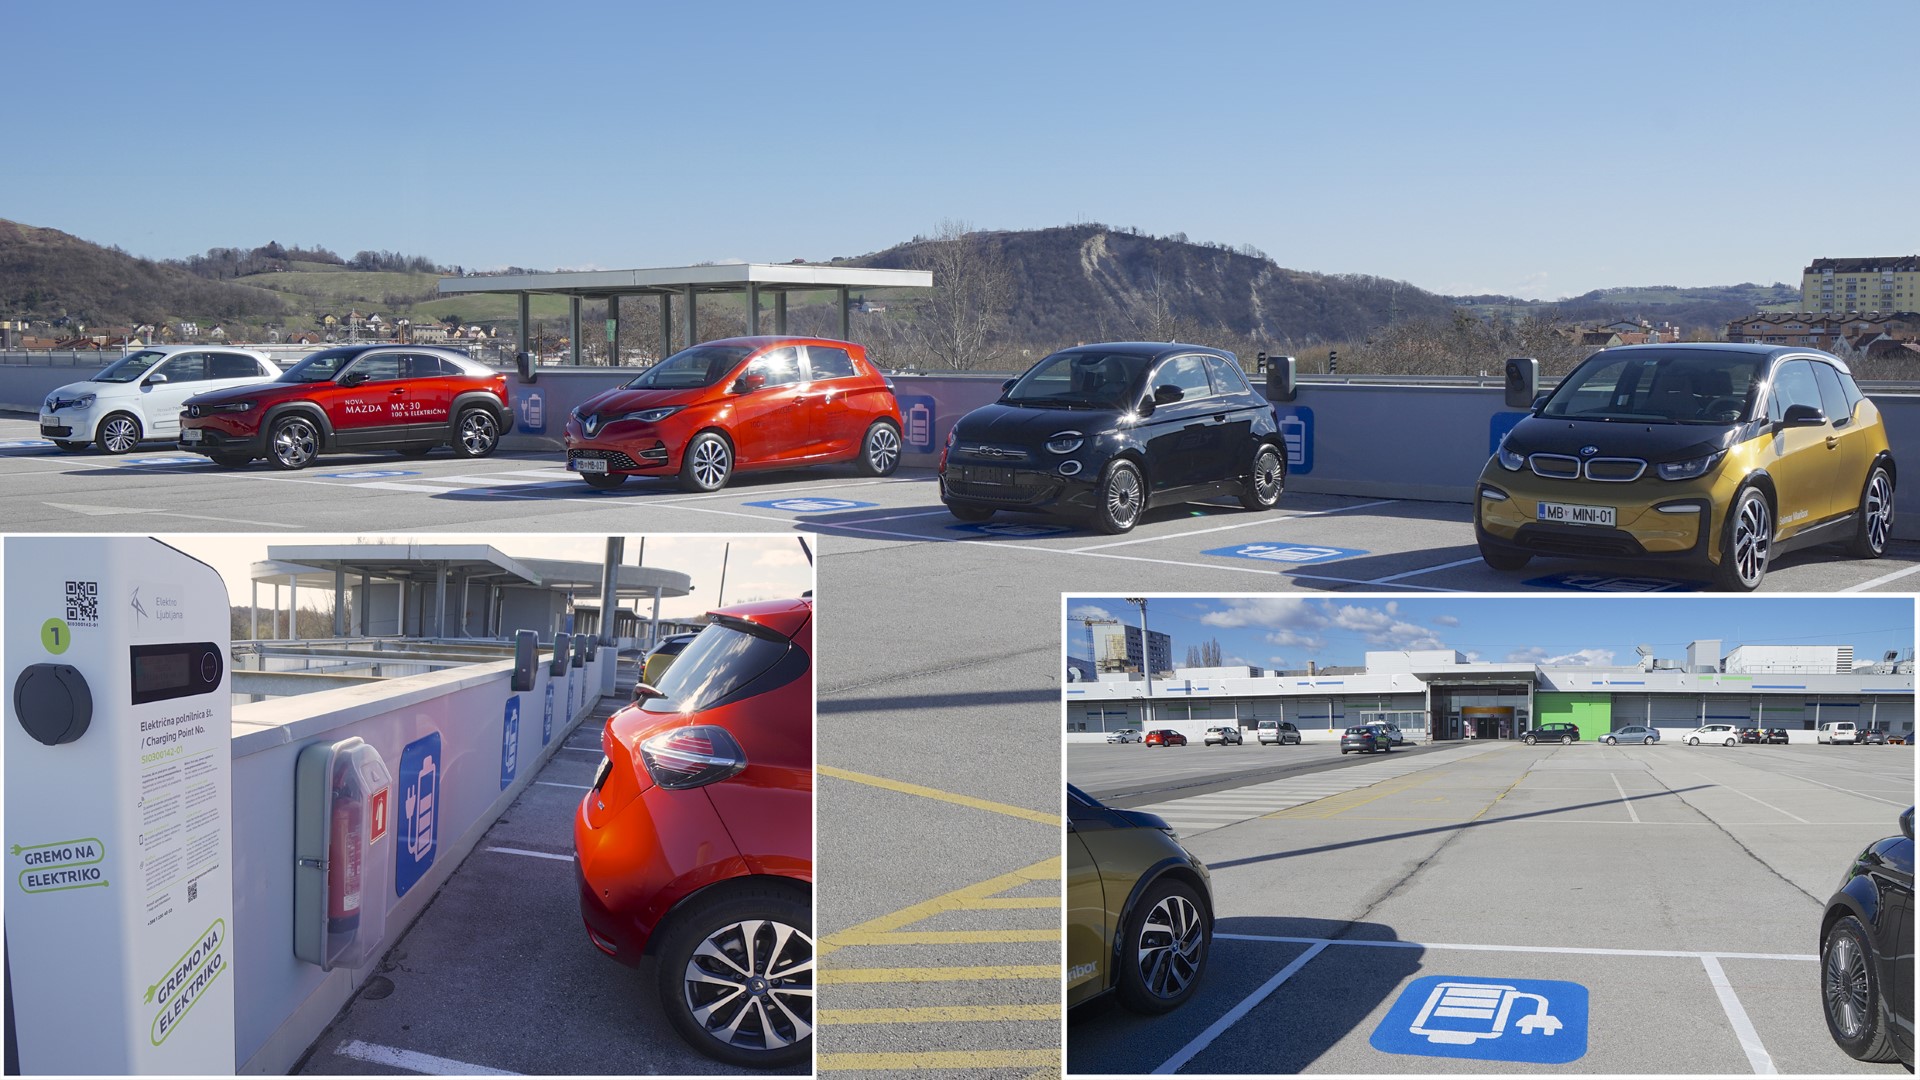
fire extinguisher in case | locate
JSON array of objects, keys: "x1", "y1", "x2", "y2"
[{"x1": 328, "y1": 766, "x2": 363, "y2": 952}]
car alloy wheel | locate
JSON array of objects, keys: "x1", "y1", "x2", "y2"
[
  {"x1": 269, "y1": 416, "x2": 319, "y2": 470},
  {"x1": 1094, "y1": 460, "x2": 1144, "y2": 534},
  {"x1": 1822, "y1": 914, "x2": 1899, "y2": 1061},
  {"x1": 1643, "y1": 736, "x2": 1655, "y2": 745},
  {"x1": 1117, "y1": 876, "x2": 1209, "y2": 1013},
  {"x1": 1561, "y1": 735, "x2": 1572, "y2": 745},
  {"x1": 1718, "y1": 486, "x2": 1771, "y2": 591},
  {"x1": 657, "y1": 887, "x2": 813, "y2": 1068},
  {"x1": 1239, "y1": 444, "x2": 1284, "y2": 510},
  {"x1": 97, "y1": 413, "x2": 141, "y2": 454},
  {"x1": 454, "y1": 408, "x2": 498, "y2": 457},
  {"x1": 1524, "y1": 735, "x2": 1537, "y2": 745},
  {"x1": 1689, "y1": 737, "x2": 1700, "y2": 746},
  {"x1": 1725, "y1": 738, "x2": 1736, "y2": 746},
  {"x1": 1850, "y1": 467, "x2": 1893, "y2": 558},
  {"x1": 680, "y1": 433, "x2": 733, "y2": 492},
  {"x1": 1606, "y1": 736, "x2": 1618, "y2": 745},
  {"x1": 860, "y1": 421, "x2": 900, "y2": 476}
]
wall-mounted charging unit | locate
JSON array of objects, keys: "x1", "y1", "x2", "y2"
[
  {"x1": 549, "y1": 633, "x2": 571, "y2": 677},
  {"x1": 1505, "y1": 357, "x2": 1540, "y2": 409},
  {"x1": 1265, "y1": 355, "x2": 1298, "y2": 403},
  {"x1": 4, "y1": 537, "x2": 236, "y2": 1073},
  {"x1": 570, "y1": 636, "x2": 587, "y2": 669},
  {"x1": 511, "y1": 629, "x2": 538, "y2": 693},
  {"x1": 293, "y1": 737, "x2": 392, "y2": 971},
  {"x1": 582, "y1": 636, "x2": 598, "y2": 662}
]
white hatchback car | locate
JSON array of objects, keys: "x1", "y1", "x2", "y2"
[
  {"x1": 1683, "y1": 724, "x2": 1742, "y2": 746},
  {"x1": 1203, "y1": 726, "x2": 1243, "y2": 746},
  {"x1": 1105, "y1": 728, "x2": 1143, "y2": 744},
  {"x1": 40, "y1": 346, "x2": 279, "y2": 454}
]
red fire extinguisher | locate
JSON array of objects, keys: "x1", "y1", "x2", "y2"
[{"x1": 328, "y1": 769, "x2": 363, "y2": 949}]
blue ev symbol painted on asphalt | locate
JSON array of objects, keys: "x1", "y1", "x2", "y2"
[
  {"x1": 1371, "y1": 975, "x2": 1588, "y2": 1064},
  {"x1": 395, "y1": 731, "x2": 442, "y2": 898},
  {"x1": 1523, "y1": 572, "x2": 1697, "y2": 593},
  {"x1": 322, "y1": 469, "x2": 422, "y2": 479},
  {"x1": 742, "y1": 498, "x2": 877, "y2": 512},
  {"x1": 500, "y1": 696, "x2": 521, "y2": 790},
  {"x1": 122, "y1": 456, "x2": 198, "y2": 466},
  {"x1": 948, "y1": 521, "x2": 1075, "y2": 538},
  {"x1": 1274, "y1": 405, "x2": 1314, "y2": 474},
  {"x1": 0, "y1": 438, "x2": 56, "y2": 449},
  {"x1": 1203, "y1": 542, "x2": 1367, "y2": 565}
]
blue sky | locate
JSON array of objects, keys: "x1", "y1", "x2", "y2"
[
  {"x1": 1064, "y1": 596, "x2": 1915, "y2": 671},
  {"x1": 10, "y1": 1, "x2": 1915, "y2": 298}
]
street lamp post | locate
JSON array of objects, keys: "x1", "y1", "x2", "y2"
[{"x1": 1125, "y1": 597, "x2": 1153, "y2": 731}]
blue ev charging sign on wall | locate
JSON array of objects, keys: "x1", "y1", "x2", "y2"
[
  {"x1": 899, "y1": 394, "x2": 938, "y2": 451},
  {"x1": 544, "y1": 683, "x2": 555, "y2": 745},
  {"x1": 743, "y1": 498, "x2": 877, "y2": 512},
  {"x1": 1203, "y1": 542, "x2": 1367, "y2": 565},
  {"x1": 500, "y1": 697, "x2": 520, "y2": 789},
  {"x1": 1274, "y1": 405, "x2": 1313, "y2": 474},
  {"x1": 395, "y1": 731, "x2": 441, "y2": 897},
  {"x1": 1371, "y1": 975, "x2": 1588, "y2": 1064},
  {"x1": 1490, "y1": 411, "x2": 1527, "y2": 455}
]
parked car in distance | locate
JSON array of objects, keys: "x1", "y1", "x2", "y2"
[
  {"x1": 1685, "y1": 724, "x2": 1743, "y2": 746},
  {"x1": 574, "y1": 597, "x2": 813, "y2": 1067},
  {"x1": 40, "y1": 345, "x2": 279, "y2": 454},
  {"x1": 1739, "y1": 728, "x2": 1765, "y2": 744},
  {"x1": 1524, "y1": 722, "x2": 1582, "y2": 746},
  {"x1": 1340, "y1": 726, "x2": 1388, "y2": 754},
  {"x1": 1202, "y1": 726, "x2": 1243, "y2": 746},
  {"x1": 1068, "y1": 784, "x2": 1213, "y2": 1014},
  {"x1": 640, "y1": 632, "x2": 700, "y2": 687},
  {"x1": 1818, "y1": 805, "x2": 1912, "y2": 1066},
  {"x1": 1601, "y1": 725, "x2": 1661, "y2": 746},
  {"x1": 1475, "y1": 344, "x2": 1896, "y2": 591},
  {"x1": 179, "y1": 345, "x2": 508, "y2": 469},
  {"x1": 939, "y1": 342, "x2": 1286, "y2": 534},
  {"x1": 1144, "y1": 729, "x2": 1187, "y2": 748},
  {"x1": 1819, "y1": 722, "x2": 1861, "y2": 745},
  {"x1": 1257, "y1": 720, "x2": 1302, "y2": 746},
  {"x1": 564, "y1": 337, "x2": 902, "y2": 492},
  {"x1": 1765, "y1": 728, "x2": 1791, "y2": 744},
  {"x1": 1362, "y1": 722, "x2": 1406, "y2": 746},
  {"x1": 1106, "y1": 728, "x2": 1143, "y2": 744},
  {"x1": 1863, "y1": 729, "x2": 1890, "y2": 746}
]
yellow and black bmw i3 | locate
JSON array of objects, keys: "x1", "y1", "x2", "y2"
[{"x1": 1477, "y1": 343, "x2": 1894, "y2": 591}]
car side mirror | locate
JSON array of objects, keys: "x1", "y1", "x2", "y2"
[
  {"x1": 630, "y1": 682, "x2": 665, "y2": 703},
  {"x1": 1001, "y1": 378, "x2": 1017, "y2": 393},
  {"x1": 1531, "y1": 392, "x2": 1550, "y2": 413},
  {"x1": 734, "y1": 372, "x2": 767, "y2": 394},
  {"x1": 1134, "y1": 395, "x2": 1156, "y2": 418},
  {"x1": 1902, "y1": 806, "x2": 1913, "y2": 841},
  {"x1": 1153, "y1": 384, "x2": 1185, "y2": 405},
  {"x1": 341, "y1": 371, "x2": 369, "y2": 387},
  {"x1": 144, "y1": 372, "x2": 168, "y2": 385},
  {"x1": 1779, "y1": 403, "x2": 1825, "y2": 428}
]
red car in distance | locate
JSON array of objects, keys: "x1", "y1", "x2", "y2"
[
  {"x1": 1145, "y1": 729, "x2": 1187, "y2": 747},
  {"x1": 564, "y1": 336, "x2": 902, "y2": 491},
  {"x1": 574, "y1": 597, "x2": 813, "y2": 1067},
  {"x1": 178, "y1": 344, "x2": 509, "y2": 469}
]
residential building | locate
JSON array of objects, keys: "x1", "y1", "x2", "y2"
[
  {"x1": 1802, "y1": 256, "x2": 1920, "y2": 313},
  {"x1": 1083, "y1": 619, "x2": 1174, "y2": 678},
  {"x1": 1725, "y1": 311, "x2": 1920, "y2": 348}
]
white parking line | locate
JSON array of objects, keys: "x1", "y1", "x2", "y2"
[
  {"x1": 1774, "y1": 769, "x2": 1912, "y2": 807},
  {"x1": 1701, "y1": 955, "x2": 1777, "y2": 1074},
  {"x1": 353, "y1": 482, "x2": 473, "y2": 494},
  {"x1": 1214, "y1": 932, "x2": 1817, "y2": 963},
  {"x1": 1368, "y1": 555, "x2": 1485, "y2": 584},
  {"x1": 334, "y1": 1040, "x2": 517, "y2": 1075},
  {"x1": 1699, "y1": 775, "x2": 1812, "y2": 823},
  {"x1": 535, "y1": 781, "x2": 591, "y2": 790},
  {"x1": 1611, "y1": 773, "x2": 1641, "y2": 823},
  {"x1": 1071, "y1": 499, "x2": 1400, "y2": 552},
  {"x1": 483, "y1": 846, "x2": 574, "y2": 862},
  {"x1": 1842, "y1": 560, "x2": 1920, "y2": 592},
  {"x1": 1152, "y1": 942, "x2": 1328, "y2": 1074}
]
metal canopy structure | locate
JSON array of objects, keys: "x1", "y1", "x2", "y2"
[{"x1": 437, "y1": 263, "x2": 935, "y2": 364}]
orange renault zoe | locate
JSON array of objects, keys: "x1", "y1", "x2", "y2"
[{"x1": 574, "y1": 597, "x2": 813, "y2": 1067}]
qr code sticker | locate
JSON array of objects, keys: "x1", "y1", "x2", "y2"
[
  {"x1": 187, "y1": 879, "x2": 199, "y2": 903},
  {"x1": 65, "y1": 581, "x2": 99, "y2": 626}
]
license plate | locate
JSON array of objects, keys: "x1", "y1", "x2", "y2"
[
  {"x1": 1537, "y1": 501, "x2": 1615, "y2": 527},
  {"x1": 38, "y1": 414, "x2": 57, "y2": 426},
  {"x1": 572, "y1": 457, "x2": 608, "y2": 474},
  {"x1": 179, "y1": 428, "x2": 203, "y2": 444},
  {"x1": 959, "y1": 465, "x2": 1013, "y2": 486}
]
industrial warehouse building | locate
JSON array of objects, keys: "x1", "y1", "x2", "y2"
[{"x1": 1064, "y1": 640, "x2": 1914, "y2": 744}]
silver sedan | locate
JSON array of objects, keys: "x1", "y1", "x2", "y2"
[{"x1": 1601, "y1": 725, "x2": 1661, "y2": 746}]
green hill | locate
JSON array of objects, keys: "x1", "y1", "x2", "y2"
[{"x1": 0, "y1": 219, "x2": 289, "y2": 327}]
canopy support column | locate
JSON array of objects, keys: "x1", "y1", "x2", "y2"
[
  {"x1": 683, "y1": 287, "x2": 698, "y2": 348},
  {"x1": 659, "y1": 293, "x2": 672, "y2": 360},
  {"x1": 773, "y1": 292, "x2": 788, "y2": 334},
  {"x1": 568, "y1": 295, "x2": 582, "y2": 365},
  {"x1": 747, "y1": 285, "x2": 761, "y2": 334},
  {"x1": 837, "y1": 286, "x2": 850, "y2": 340}
]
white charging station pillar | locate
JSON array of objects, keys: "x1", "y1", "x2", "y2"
[{"x1": 5, "y1": 537, "x2": 235, "y2": 1074}]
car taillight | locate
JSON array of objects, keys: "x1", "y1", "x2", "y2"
[{"x1": 639, "y1": 725, "x2": 746, "y2": 790}]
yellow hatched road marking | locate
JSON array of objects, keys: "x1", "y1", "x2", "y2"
[
  {"x1": 819, "y1": 856, "x2": 1060, "y2": 957},
  {"x1": 819, "y1": 1050, "x2": 1061, "y2": 1070},
  {"x1": 818, "y1": 965, "x2": 1058, "y2": 984},
  {"x1": 827, "y1": 929, "x2": 1060, "y2": 946},
  {"x1": 819, "y1": 765, "x2": 1062, "y2": 826},
  {"x1": 820, "y1": 1004, "x2": 1059, "y2": 1023}
]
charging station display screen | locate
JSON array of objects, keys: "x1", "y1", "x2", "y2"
[{"x1": 129, "y1": 643, "x2": 222, "y2": 705}]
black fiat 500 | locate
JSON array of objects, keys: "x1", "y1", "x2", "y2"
[
  {"x1": 1819, "y1": 805, "x2": 1912, "y2": 1066},
  {"x1": 938, "y1": 342, "x2": 1286, "y2": 533}
]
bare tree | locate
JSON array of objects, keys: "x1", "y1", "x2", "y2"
[{"x1": 905, "y1": 219, "x2": 1013, "y2": 370}]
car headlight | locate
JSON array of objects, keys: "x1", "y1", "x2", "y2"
[
  {"x1": 206, "y1": 402, "x2": 254, "y2": 413},
  {"x1": 946, "y1": 426, "x2": 957, "y2": 448},
  {"x1": 48, "y1": 393, "x2": 95, "y2": 411},
  {"x1": 1045, "y1": 430, "x2": 1084, "y2": 454},
  {"x1": 1657, "y1": 450, "x2": 1725, "y2": 481},
  {"x1": 1496, "y1": 445, "x2": 1526, "y2": 471},
  {"x1": 618, "y1": 406, "x2": 682, "y2": 424}
]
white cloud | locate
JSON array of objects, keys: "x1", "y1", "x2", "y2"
[
  {"x1": 1508, "y1": 646, "x2": 1616, "y2": 666},
  {"x1": 1433, "y1": 615, "x2": 1461, "y2": 627},
  {"x1": 1069, "y1": 604, "x2": 1115, "y2": 623},
  {"x1": 1267, "y1": 655, "x2": 1290, "y2": 669},
  {"x1": 1507, "y1": 647, "x2": 1549, "y2": 663},
  {"x1": 1200, "y1": 597, "x2": 1320, "y2": 628}
]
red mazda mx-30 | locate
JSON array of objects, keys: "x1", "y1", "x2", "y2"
[
  {"x1": 574, "y1": 598, "x2": 813, "y2": 1068},
  {"x1": 565, "y1": 336, "x2": 902, "y2": 491}
]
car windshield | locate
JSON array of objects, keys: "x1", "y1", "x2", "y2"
[
  {"x1": 92, "y1": 351, "x2": 169, "y2": 383},
  {"x1": 1345, "y1": 727, "x2": 1371, "y2": 736},
  {"x1": 1541, "y1": 350, "x2": 1766, "y2": 424},
  {"x1": 1003, "y1": 351, "x2": 1151, "y2": 409},
  {"x1": 625, "y1": 345, "x2": 752, "y2": 389},
  {"x1": 277, "y1": 351, "x2": 358, "y2": 383}
]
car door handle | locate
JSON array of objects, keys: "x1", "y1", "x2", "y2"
[
  {"x1": 1213, "y1": 414, "x2": 1228, "y2": 423},
  {"x1": 390, "y1": 387, "x2": 407, "y2": 396},
  {"x1": 1826, "y1": 435, "x2": 1838, "y2": 449}
]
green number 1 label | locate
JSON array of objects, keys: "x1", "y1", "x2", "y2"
[{"x1": 41, "y1": 618, "x2": 71, "y2": 655}]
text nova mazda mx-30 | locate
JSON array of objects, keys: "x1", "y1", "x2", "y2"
[{"x1": 1477, "y1": 344, "x2": 1893, "y2": 591}]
